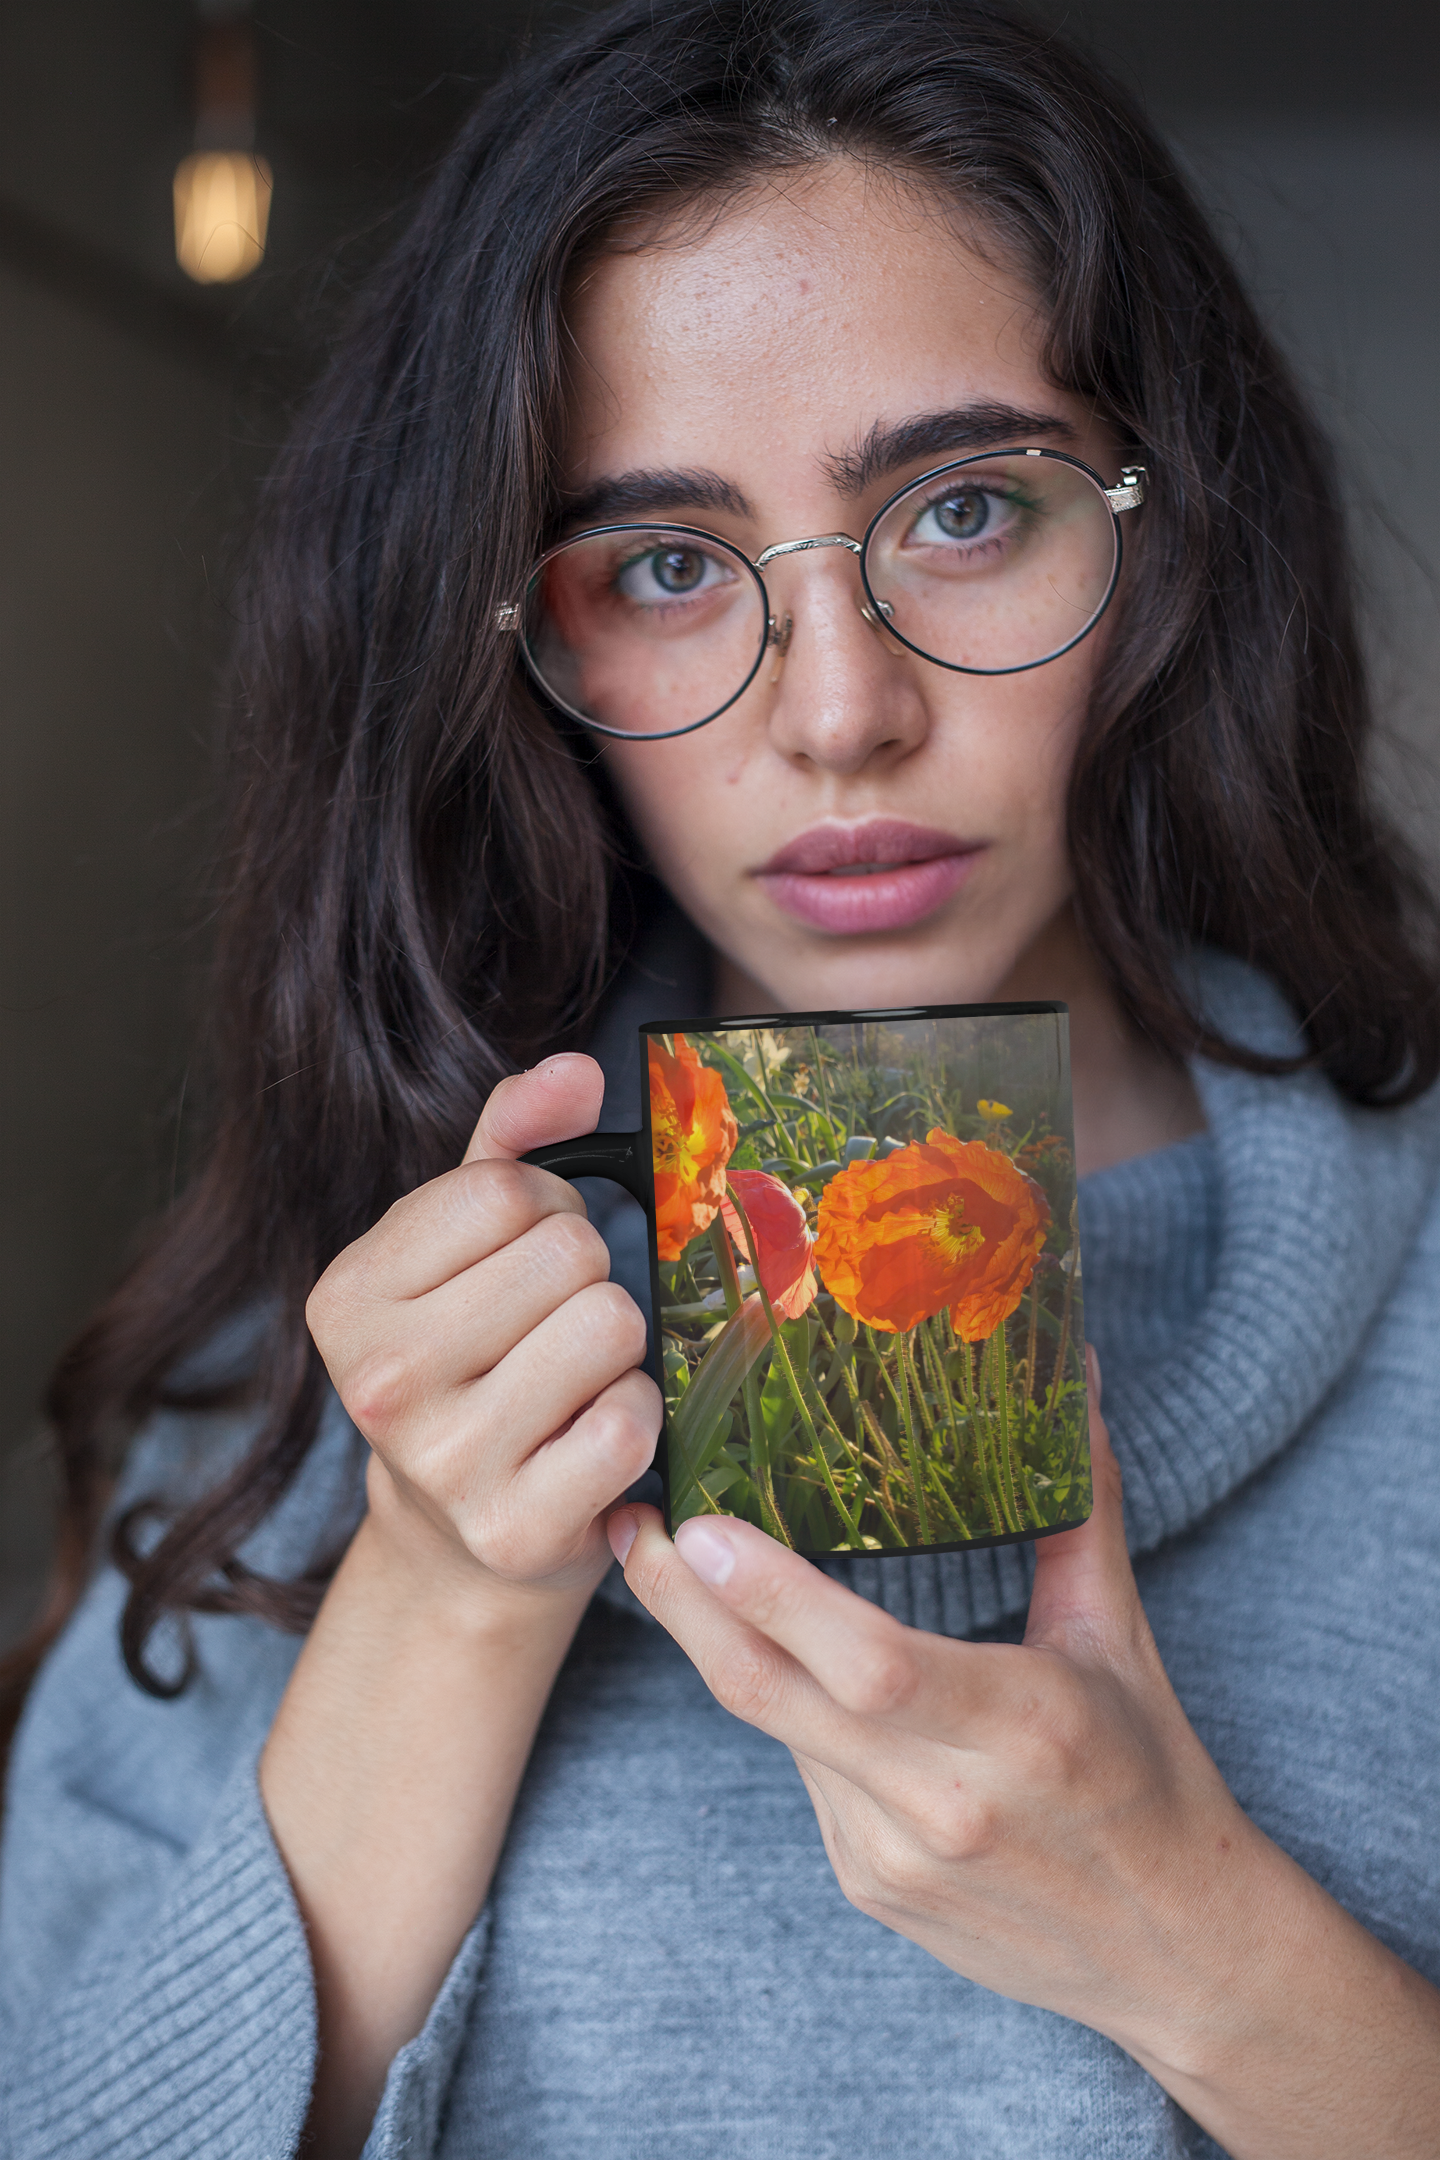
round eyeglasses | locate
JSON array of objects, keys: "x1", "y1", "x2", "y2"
[{"x1": 496, "y1": 447, "x2": 1146, "y2": 741}]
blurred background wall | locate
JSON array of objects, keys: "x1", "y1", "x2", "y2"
[{"x1": 3, "y1": 0, "x2": 1438, "y2": 1647}]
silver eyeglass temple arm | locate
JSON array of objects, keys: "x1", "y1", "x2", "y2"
[{"x1": 1103, "y1": 465, "x2": 1147, "y2": 512}]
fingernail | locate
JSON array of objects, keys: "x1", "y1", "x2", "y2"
[
  {"x1": 1086, "y1": 1343, "x2": 1103, "y2": 1402},
  {"x1": 607, "y1": 1509, "x2": 638, "y2": 1565},
  {"x1": 675, "y1": 1520, "x2": 736, "y2": 1587}
]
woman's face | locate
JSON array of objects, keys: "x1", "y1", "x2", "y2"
[{"x1": 562, "y1": 162, "x2": 1125, "y2": 1011}]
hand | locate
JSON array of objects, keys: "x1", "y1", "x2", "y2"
[
  {"x1": 306, "y1": 1052, "x2": 661, "y2": 1611},
  {"x1": 609, "y1": 1356, "x2": 1440, "y2": 2159},
  {"x1": 609, "y1": 1358, "x2": 1234, "y2": 2038}
]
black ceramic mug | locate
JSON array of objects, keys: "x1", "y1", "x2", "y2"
[{"x1": 524, "y1": 1001, "x2": 1090, "y2": 1558}]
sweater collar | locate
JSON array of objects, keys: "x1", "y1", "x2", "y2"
[{"x1": 1094, "y1": 950, "x2": 1440, "y2": 1556}]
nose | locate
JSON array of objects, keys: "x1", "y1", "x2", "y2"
[{"x1": 760, "y1": 550, "x2": 931, "y2": 776}]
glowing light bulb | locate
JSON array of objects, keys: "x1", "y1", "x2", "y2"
[{"x1": 173, "y1": 149, "x2": 272, "y2": 283}]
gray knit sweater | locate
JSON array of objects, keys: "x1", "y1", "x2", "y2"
[{"x1": 4, "y1": 943, "x2": 1440, "y2": 2160}]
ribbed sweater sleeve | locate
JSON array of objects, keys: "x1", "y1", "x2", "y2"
[
  {"x1": 1, "y1": 1403, "x2": 488, "y2": 2160},
  {"x1": 1, "y1": 1741, "x2": 315, "y2": 2159},
  {"x1": 2, "y1": 1699, "x2": 488, "y2": 2160},
  {"x1": 361, "y1": 1916, "x2": 490, "y2": 2160}
]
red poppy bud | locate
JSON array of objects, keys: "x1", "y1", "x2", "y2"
[{"x1": 721, "y1": 1168, "x2": 818, "y2": 1321}]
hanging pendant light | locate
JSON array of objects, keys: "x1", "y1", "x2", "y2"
[{"x1": 174, "y1": 1, "x2": 271, "y2": 284}]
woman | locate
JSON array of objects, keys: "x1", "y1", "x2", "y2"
[{"x1": 3, "y1": 2, "x2": 1438, "y2": 2155}]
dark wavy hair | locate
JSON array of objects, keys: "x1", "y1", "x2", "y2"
[{"x1": 6, "y1": 0, "x2": 1437, "y2": 1728}]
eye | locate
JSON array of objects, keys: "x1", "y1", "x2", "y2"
[
  {"x1": 906, "y1": 486, "x2": 1019, "y2": 549},
  {"x1": 615, "y1": 542, "x2": 735, "y2": 604}
]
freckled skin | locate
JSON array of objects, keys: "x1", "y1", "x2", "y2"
[{"x1": 562, "y1": 162, "x2": 1127, "y2": 1016}]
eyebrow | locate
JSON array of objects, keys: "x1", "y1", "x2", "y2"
[
  {"x1": 824, "y1": 403, "x2": 1077, "y2": 494},
  {"x1": 559, "y1": 402, "x2": 1076, "y2": 530},
  {"x1": 559, "y1": 467, "x2": 752, "y2": 528}
]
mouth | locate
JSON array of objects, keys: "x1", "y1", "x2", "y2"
[{"x1": 754, "y1": 819, "x2": 982, "y2": 935}]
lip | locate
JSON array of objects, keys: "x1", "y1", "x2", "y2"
[{"x1": 754, "y1": 819, "x2": 982, "y2": 935}]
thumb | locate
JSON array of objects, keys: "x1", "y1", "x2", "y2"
[
  {"x1": 1023, "y1": 1346, "x2": 1141, "y2": 1658},
  {"x1": 463, "y1": 1052, "x2": 606, "y2": 1164}
]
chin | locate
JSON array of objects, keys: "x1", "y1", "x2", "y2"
[{"x1": 752, "y1": 933, "x2": 1025, "y2": 1015}]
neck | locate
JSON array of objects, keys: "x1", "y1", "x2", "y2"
[
  {"x1": 709, "y1": 906, "x2": 1205, "y2": 1179},
  {"x1": 993, "y1": 908, "x2": 1205, "y2": 1177}
]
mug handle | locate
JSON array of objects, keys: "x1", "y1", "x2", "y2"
[{"x1": 521, "y1": 1130, "x2": 647, "y2": 1206}]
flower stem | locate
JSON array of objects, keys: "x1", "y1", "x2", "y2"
[
  {"x1": 709, "y1": 1220, "x2": 742, "y2": 1318},
  {"x1": 726, "y1": 1183, "x2": 848, "y2": 1547},
  {"x1": 906, "y1": 1330, "x2": 939, "y2": 1442},
  {"x1": 924, "y1": 1474, "x2": 972, "y2": 1542},
  {"x1": 800, "y1": 1367, "x2": 876, "y2": 1525},
  {"x1": 991, "y1": 1328, "x2": 1024, "y2": 1535},
  {"x1": 817, "y1": 1316, "x2": 859, "y2": 1406},
  {"x1": 901, "y1": 1328, "x2": 970, "y2": 1537},
  {"x1": 857, "y1": 1404, "x2": 910, "y2": 1543},
  {"x1": 919, "y1": 1320, "x2": 955, "y2": 1453},
  {"x1": 918, "y1": 1322, "x2": 972, "y2": 1539},
  {"x1": 997, "y1": 1321, "x2": 1019, "y2": 1529},
  {"x1": 810, "y1": 1026, "x2": 837, "y2": 1153},
  {"x1": 895, "y1": 1334, "x2": 933, "y2": 1543},
  {"x1": 708, "y1": 1219, "x2": 787, "y2": 1545},
  {"x1": 815, "y1": 1317, "x2": 893, "y2": 1539},
  {"x1": 975, "y1": 1334, "x2": 1008, "y2": 1535},
  {"x1": 952, "y1": 1333, "x2": 1003, "y2": 1536},
  {"x1": 1025, "y1": 1280, "x2": 1040, "y2": 1404},
  {"x1": 864, "y1": 1325, "x2": 907, "y2": 1422}
]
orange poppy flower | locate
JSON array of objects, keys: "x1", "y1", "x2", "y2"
[
  {"x1": 721, "y1": 1169, "x2": 818, "y2": 1321},
  {"x1": 649, "y1": 1035, "x2": 738, "y2": 1261},
  {"x1": 814, "y1": 1130, "x2": 1050, "y2": 1341}
]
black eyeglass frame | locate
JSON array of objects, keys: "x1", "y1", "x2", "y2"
[{"x1": 497, "y1": 446, "x2": 1147, "y2": 742}]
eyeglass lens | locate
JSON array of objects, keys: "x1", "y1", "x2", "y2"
[{"x1": 522, "y1": 452, "x2": 1120, "y2": 738}]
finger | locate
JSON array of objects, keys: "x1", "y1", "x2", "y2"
[
  {"x1": 611, "y1": 1507, "x2": 939, "y2": 1785},
  {"x1": 310, "y1": 1059, "x2": 606, "y2": 1372},
  {"x1": 659, "y1": 1509, "x2": 1004, "y2": 1739},
  {"x1": 323, "y1": 1159, "x2": 591, "y2": 1321},
  {"x1": 512, "y1": 1367, "x2": 662, "y2": 1529},
  {"x1": 464, "y1": 1054, "x2": 606, "y2": 1163},
  {"x1": 377, "y1": 1371, "x2": 658, "y2": 1592},
  {"x1": 383, "y1": 1207, "x2": 615, "y2": 1386},
  {"x1": 464, "y1": 1279, "x2": 650, "y2": 1488},
  {"x1": 331, "y1": 1208, "x2": 617, "y2": 1434},
  {"x1": 1023, "y1": 1347, "x2": 1145, "y2": 1661}
]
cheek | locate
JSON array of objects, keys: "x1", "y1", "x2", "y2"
[
  {"x1": 600, "y1": 738, "x2": 745, "y2": 880},
  {"x1": 925, "y1": 662, "x2": 1090, "y2": 832}
]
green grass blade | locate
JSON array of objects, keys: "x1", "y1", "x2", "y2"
[{"x1": 670, "y1": 1296, "x2": 772, "y2": 1486}]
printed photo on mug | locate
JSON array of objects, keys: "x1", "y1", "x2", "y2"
[{"x1": 644, "y1": 1005, "x2": 1090, "y2": 1557}]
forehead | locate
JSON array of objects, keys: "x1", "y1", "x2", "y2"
[{"x1": 561, "y1": 161, "x2": 1061, "y2": 485}]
